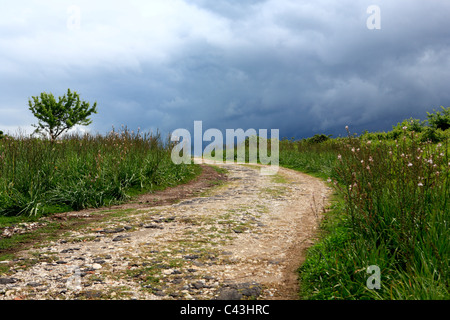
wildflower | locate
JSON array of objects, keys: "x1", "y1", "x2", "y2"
[
  {"x1": 351, "y1": 148, "x2": 355, "y2": 153},
  {"x1": 327, "y1": 178, "x2": 332, "y2": 183},
  {"x1": 337, "y1": 154, "x2": 342, "y2": 160},
  {"x1": 367, "y1": 140, "x2": 372, "y2": 145},
  {"x1": 418, "y1": 182, "x2": 423, "y2": 187},
  {"x1": 408, "y1": 163, "x2": 413, "y2": 167},
  {"x1": 345, "y1": 126, "x2": 349, "y2": 130},
  {"x1": 402, "y1": 126, "x2": 407, "y2": 130},
  {"x1": 366, "y1": 165, "x2": 370, "y2": 170},
  {"x1": 361, "y1": 160, "x2": 364, "y2": 164},
  {"x1": 369, "y1": 156, "x2": 373, "y2": 162}
]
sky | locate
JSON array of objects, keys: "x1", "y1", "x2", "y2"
[{"x1": 1, "y1": 0, "x2": 450, "y2": 140}]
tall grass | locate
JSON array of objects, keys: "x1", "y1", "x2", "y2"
[
  {"x1": 280, "y1": 129, "x2": 449, "y2": 299},
  {"x1": 279, "y1": 138, "x2": 340, "y2": 179},
  {"x1": 0, "y1": 128, "x2": 199, "y2": 216}
]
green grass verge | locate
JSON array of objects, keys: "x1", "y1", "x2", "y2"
[{"x1": 279, "y1": 134, "x2": 449, "y2": 300}]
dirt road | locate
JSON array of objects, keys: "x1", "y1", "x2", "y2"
[{"x1": 0, "y1": 162, "x2": 331, "y2": 300}]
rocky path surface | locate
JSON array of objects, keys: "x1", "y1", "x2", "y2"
[{"x1": 0, "y1": 162, "x2": 331, "y2": 300}]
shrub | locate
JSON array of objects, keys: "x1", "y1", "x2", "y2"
[
  {"x1": 392, "y1": 117, "x2": 426, "y2": 133},
  {"x1": 420, "y1": 126, "x2": 445, "y2": 143},
  {"x1": 307, "y1": 134, "x2": 332, "y2": 144},
  {"x1": 427, "y1": 106, "x2": 450, "y2": 131}
]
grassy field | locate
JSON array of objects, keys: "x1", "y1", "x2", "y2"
[
  {"x1": 0, "y1": 127, "x2": 200, "y2": 218},
  {"x1": 280, "y1": 124, "x2": 449, "y2": 299}
]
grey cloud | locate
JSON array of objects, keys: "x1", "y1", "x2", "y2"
[
  {"x1": 1, "y1": 0, "x2": 450, "y2": 140},
  {"x1": 185, "y1": 0, "x2": 266, "y2": 20}
]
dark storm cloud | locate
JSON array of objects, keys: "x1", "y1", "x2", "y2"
[
  {"x1": 1, "y1": 0, "x2": 450, "y2": 139},
  {"x1": 157, "y1": 0, "x2": 450, "y2": 138}
]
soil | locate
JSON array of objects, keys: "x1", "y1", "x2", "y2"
[{"x1": 0, "y1": 161, "x2": 331, "y2": 300}]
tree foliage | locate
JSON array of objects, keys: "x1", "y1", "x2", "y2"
[
  {"x1": 306, "y1": 134, "x2": 332, "y2": 144},
  {"x1": 427, "y1": 106, "x2": 450, "y2": 131},
  {"x1": 28, "y1": 89, "x2": 97, "y2": 141}
]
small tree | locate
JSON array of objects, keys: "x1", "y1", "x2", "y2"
[
  {"x1": 427, "y1": 106, "x2": 450, "y2": 131},
  {"x1": 28, "y1": 89, "x2": 97, "y2": 141}
]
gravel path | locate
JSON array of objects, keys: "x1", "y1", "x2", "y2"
[{"x1": 0, "y1": 162, "x2": 331, "y2": 300}]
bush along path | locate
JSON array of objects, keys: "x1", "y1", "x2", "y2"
[{"x1": 0, "y1": 162, "x2": 331, "y2": 300}]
